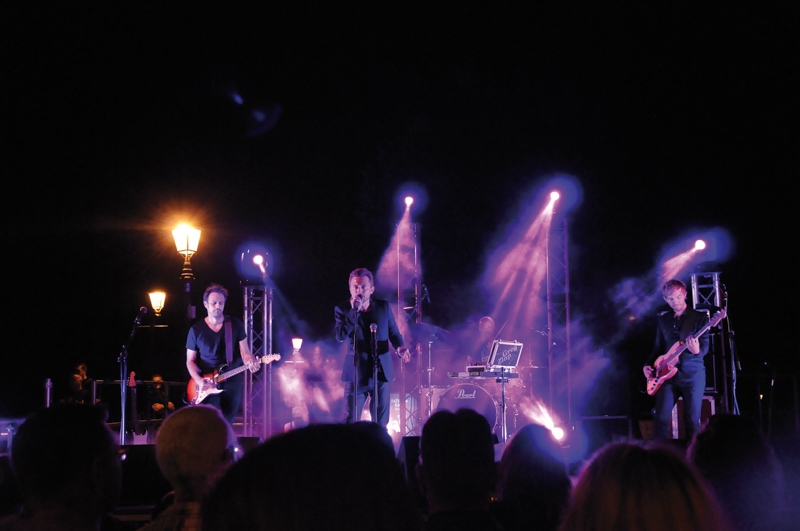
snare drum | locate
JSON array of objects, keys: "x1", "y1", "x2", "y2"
[{"x1": 435, "y1": 383, "x2": 499, "y2": 432}]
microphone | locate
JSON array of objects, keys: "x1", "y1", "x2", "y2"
[
  {"x1": 353, "y1": 296, "x2": 362, "y2": 310},
  {"x1": 135, "y1": 306, "x2": 147, "y2": 323}
]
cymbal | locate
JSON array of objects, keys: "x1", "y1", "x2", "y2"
[{"x1": 408, "y1": 323, "x2": 459, "y2": 350}]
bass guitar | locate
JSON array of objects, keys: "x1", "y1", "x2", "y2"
[
  {"x1": 646, "y1": 309, "x2": 726, "y2": 396},
  {"x1": 186, "y1": 354, "x2": 281, "y2": 405}
]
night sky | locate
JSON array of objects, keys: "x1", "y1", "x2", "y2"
[{"x1": 4, "y1": 3, "x2": 797, "y2": 428}]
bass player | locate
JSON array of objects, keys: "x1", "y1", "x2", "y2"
[
  {"x1": 186, "y1": 284, "x2": 260, "y2": 425},
  {"x1": 643, "y1": 279, "x2": 709, "y2": 442}
]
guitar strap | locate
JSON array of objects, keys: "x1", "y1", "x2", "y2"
[{"x1": 225, "y1": 319, "x2": 233, "y2": 365}]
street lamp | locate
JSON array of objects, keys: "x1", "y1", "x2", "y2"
[
  {"x1": 148, "y1": 291, "x2": 166, "y2": 317},
  {"x1": 172, "y1": 224, "x2": 201, "y2": 280},
  {"x1": 172, "y1": 224, "x2": 201, "y2": 321},
  {"x1": 292, "y1": 337, "x2": 303, "y2": 352}
]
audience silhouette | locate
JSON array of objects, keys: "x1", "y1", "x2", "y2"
[
  {"x1": 491, "y1": 422, "x2": 571, "y2": 531},
  {"x1": 416, "y1": 408, "x2": 504, "y2": 530},
  {"x1": 558, "y1": 440, "x2": 732, "y2": 531},
  {"x1": 140, "y1": 404, "x2": 237, "y2": 530},
  {"x1": 0, "y1": 402, "x2": 130, "y2": 531},
  {"x1": 201, "y1": 421, "x2": 424, "y2": 531},
  {"x1": 7, "y1": 399, "x2": 794, "y2": 531},
  {"x1": 687, "y1": 413, "x2": 794, "y2": 531}
]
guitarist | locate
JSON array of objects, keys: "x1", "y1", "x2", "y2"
[
  {"x1": 643, "y1": 279, "x2": 709, "y2": 441},
  {"x1": 186, "y1": 284, "x2": 260, "y2": 425}
]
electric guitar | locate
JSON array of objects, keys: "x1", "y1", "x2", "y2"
[
  {"x1": 646, "y1": 309, "x2": 726, "y2": 396},
  {"x1": 185, "y1": 354, "x2": 281, "y2": 405}
]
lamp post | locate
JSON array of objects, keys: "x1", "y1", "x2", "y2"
[{"x1": 172, "y1": 224, "x2": 201, "y2": 323}]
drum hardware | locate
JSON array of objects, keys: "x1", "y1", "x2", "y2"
[{"x1": 408, "y1": 323, "x2": 459, "y2": 422}]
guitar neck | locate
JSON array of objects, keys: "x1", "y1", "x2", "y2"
[
  {"x1": 215, "y1": 355, "x2": 278, "y2": 383},
  {"x1": 215, "y1": 363, "x2": 250, "y2": 382},
  {"x1": 662, "y1": 314, "x2": 718, "y2": 366}
]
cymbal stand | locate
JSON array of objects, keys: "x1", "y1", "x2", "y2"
[
  {"x1": 497, "y1": 368, "x2": 508, "y2": 442},
  {"x1": 426, "y1": 340, "x2": 434, "y2": 419}
]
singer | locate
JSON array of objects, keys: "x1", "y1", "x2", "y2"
[{"x1": 334, "y1": 268, "x2": 411, "y2": 428}]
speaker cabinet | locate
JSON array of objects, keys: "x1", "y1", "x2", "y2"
[{"x1": 670, "y1": 396, "x2": 716, "y2": 439}]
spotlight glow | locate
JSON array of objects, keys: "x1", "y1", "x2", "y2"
[
  {"x1": 550, "y1": 191, "x2": 560, "y2": 201},
  {"x1": 395, "y1": 182, "x2": 428, "y2": 214},
  {"x1": 694, "y1": 239, "x2": 706, "y2": 250},
  {"x1": 236, "y1": 242, "x2": 273, "y2": 283}
]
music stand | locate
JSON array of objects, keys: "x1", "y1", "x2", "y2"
[{"x1": 487, "y1": 340, "x2": 523, "y2": 442}]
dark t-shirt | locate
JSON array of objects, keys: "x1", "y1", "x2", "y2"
[{"x1": 185, "y1": 316, "x2": 247, "y2": 373}]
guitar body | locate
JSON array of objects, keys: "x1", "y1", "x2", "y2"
[
  {"x1": 646, "y1": 344, "x2": 681, "y2": 396},
  {"x1": 185, "y1": 369, "x2": 226, "y2": 405},
  {"x1": 185, "y1": 354, "x2": 281, "y2": 405}
]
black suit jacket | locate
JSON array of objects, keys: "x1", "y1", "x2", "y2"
[{"x1": 334, "y1": 298, "x2": 404, "y2": 384}]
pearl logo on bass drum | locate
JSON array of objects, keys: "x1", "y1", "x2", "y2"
[{"x1": 454, "y1": 388, "x2": 478, "y2": 399}]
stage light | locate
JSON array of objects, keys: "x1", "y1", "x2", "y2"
[
  {"x1": 694, "y1": 239, "x2": 706, "y2": 251},
  {"x1": 292, "y1": 337, "x2": 303, "y2": 352},
  {"x1": 405, "y1": 196, "x2": 414, "y2": 207},
  {"x1": 237, "y1": 243, "x2": 272, "y2": 284},
  {"x1": 550, "y1": 426, "x2": 565, "y2": 441},
  {"x1": 148, "y1": 291, "x2": 166, "y2": 317},
  {"x1": 550, "y1": 191, "x2": 560, "y2": 201},
  {"x1": 253, "y1": 254, "x2": 267, "y2": 276}
]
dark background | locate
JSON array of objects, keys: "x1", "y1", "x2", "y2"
[{"x1": 3, "y1": 3, "x2": 797, "y2": 435}]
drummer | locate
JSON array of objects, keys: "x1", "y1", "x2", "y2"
[{"x1": 466, "y1": 316, "x2": 496, "y2": 367}]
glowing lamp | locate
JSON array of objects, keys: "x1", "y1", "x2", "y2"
[
  {"x1": 292, "y1": 337, "x2": 303, "y2": 352},
  {"x1": 148, "y1": 291, "x2": 166, "y2": 317},
  {"x1": 172, "y1": 224, "x2": 201, "y2": 280}
]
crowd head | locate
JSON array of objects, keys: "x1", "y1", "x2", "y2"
[
  {"x1": 201, "y1": 421, "x2": 424, "y2": 531},
  {"x1": 558, "y1": 440, "x2": 732, "y2": 531}
]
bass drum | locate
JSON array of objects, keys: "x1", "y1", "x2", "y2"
[{"x1": 435, "y1": 384, "x2": 499, "y2": 433}]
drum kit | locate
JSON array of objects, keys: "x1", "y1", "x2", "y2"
[{"x1": 406, "y1": 323, "x2": 532, "y2": 441}]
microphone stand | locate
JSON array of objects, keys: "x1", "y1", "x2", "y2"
[
  {"x1": 351, "y1": 302, "x2": 360, "y2": 424},
  {"x1": 370, "y1": 324, "x2": 378, "y2": 424},
  {"x1": 118, "y1": 309, "x2": 144, "y2": 445}
]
